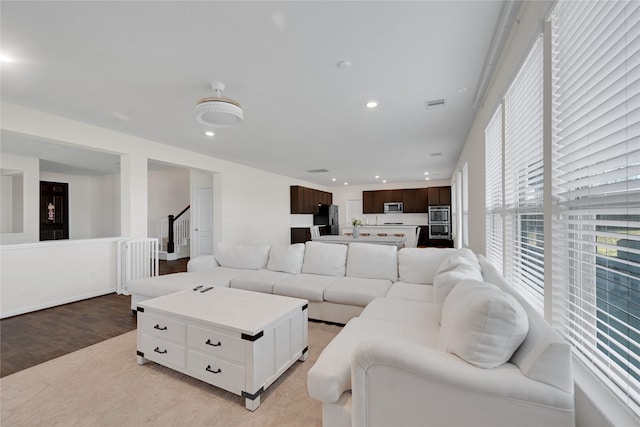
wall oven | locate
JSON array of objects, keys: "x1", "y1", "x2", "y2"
[
  {"x1": 428, "y1": 206, "x2": 450, "y2": 224},
  {"x1": 429, "y1": 224, "x2": 450, "y2": 239}
]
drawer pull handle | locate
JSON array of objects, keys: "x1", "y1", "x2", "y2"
[
  {"x1": 154, "y1": 324, "x2": 167, "y2": 331},
  {"x1": 206, "y1": 339, "x2": 222, "y2": 347},
  {"x1": 206, "y1": 365, "x2": 221, "y2": 374},
  {"x1": 153, "y1": 347, "x2": 167, "y2": 354}
]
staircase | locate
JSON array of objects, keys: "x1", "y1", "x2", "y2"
[{"x1": 151, "y1": 206, "x2": 190, "y2": 261}]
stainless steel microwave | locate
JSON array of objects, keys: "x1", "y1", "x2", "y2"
[{"x1": 384, "y1": 202, "x2": 403, "y2": 213}]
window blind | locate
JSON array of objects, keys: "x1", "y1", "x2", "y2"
[
  {"x1": 503, "y1": 34, "x2": 545, "y2": 312},
  {"x1": 551, "y1": 0, "x2": 640, "y2": 415},
  {"x1": 485, "y1": 104, "x2": 504, "y2": 273},
  {"x1": 462, "y1": 162, "x2": 469, "y2": 248}
]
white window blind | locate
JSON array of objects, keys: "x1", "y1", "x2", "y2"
[
  {"x1": 485, "y1": 104, "x2": 504, "y2": 273},
  {"x1": 503, "y1": 34, "x2": 545, "y2": 312},
  {"x1": 552, "y1": 0, "x2": 640, "y2": 415},
  {"x1": 456, "y1": 169, "x2": 463, "y2": 249},
  {"x1": 462, "y1": 162, "x2": 469, "y2": 248}
]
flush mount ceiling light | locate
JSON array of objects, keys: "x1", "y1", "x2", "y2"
[{"x1": 196, "y1": 82, "x2": 243, "y2": 128}]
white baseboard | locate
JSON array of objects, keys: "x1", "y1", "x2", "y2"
[{"x1": 0, "y1": 288, "x2": 117, "y2": 319}]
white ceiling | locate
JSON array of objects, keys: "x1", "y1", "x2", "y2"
[{"x1": 1, "y1": 1, "x2": 506, "y2": 185}]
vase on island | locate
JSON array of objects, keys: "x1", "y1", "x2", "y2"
[{"x1": 353, "y1": 227, "x2": 360, "y2": 238}]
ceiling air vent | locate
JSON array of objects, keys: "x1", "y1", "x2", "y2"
[
  {"x1": 425, "y1": 99, "x2": 446, "y2": 109},
  {"x1": 306, "y1": 169, "x2": 329, "y2": 174}
]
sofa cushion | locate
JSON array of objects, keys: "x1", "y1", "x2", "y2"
[
  {"x1": 267, "y1": 243, "x2": 305, "y2": 274},
  {"x1": 346, "y1": 243, "x2": 398, "y2": 281},
  {"x1": 302, "y1": 241, "x2": 348, "y2": 277},
  {"x1": 360, "y1": 297, "x2": 439, "y2": 326},
  {"x1": 438, "y1": 279, "x2": 529, "y2": 369},
  {"x1": 215, "y1": 243, "x2": 270, "y2": 270},
  {"x1": 385, "y1": 281, "x2": 433, "y2": 302},
  {"x1": 127, "y1": 268, "x2": 245, "y2": 298},
  {"x1": 433, "y1": 256, "x2": 483, "y2": 306},
  {"x1": 324, "y1": 277, "x2": 392, "y2": 307},
  {"x1": 272, "y1": 273, "x2": 341, "y2": 302},
  {"x1": 186, "y1": 255, "x2": 219, "y2": 272},
  {"x1": 229, "y1": 269, "x2": 293, "y2": 294},
  {"x1": 397, "y1": 247, "x2": 457, "y2": 284}
]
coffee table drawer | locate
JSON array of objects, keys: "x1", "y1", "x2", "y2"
[
  {"x1": 140, "y1": 334, "x2": 186, "y2": 369},
  {"x1": 187, "y1": 350, "x2": 245, "y2": 393},
  {"x1": 139, "y1": 313, "x2": 186, "y2": 344},
  {"x1": 188, "y1": 325, "x2": 245, "y2": 364}
]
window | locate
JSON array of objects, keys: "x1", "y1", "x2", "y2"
[
  {"x1": 462, "y1": 163, "x2": 469, "y2": 248},
  {"x1": 551, "y1": 0, "x2": 640, "y2": 414},
  {"x1": 503, "y1": 34, "x2": 545, "y2": 312},
  {"x1": 485, "y1": 104, "x2": 504, "y2": 273}
]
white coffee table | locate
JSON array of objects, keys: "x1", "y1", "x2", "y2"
[{"x1": 136, "y1": 286, "x2": 308, "y2": 410}]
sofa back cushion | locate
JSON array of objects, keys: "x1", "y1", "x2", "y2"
[
  {"x1": 346, "y1": 243, "x2": 398, "y2": 281},
  {"x1": 302, "y1": 241, "x2": 348, "y2": 277},
  {"x1": 215, "y1": 243, "x2": 270, "y2": 270},
  {"x1": 398, "y1": 247, "x2": 457, "y2": 284},
  {"x1": 267, "y1": 244, "x2": 305, "y2": 274},
  {"x1": 478, "y1": 255, "x2": 574, "y2": 393},
  {"x1": 438, "y1": 279, "x2": 529, "y2": 369}
]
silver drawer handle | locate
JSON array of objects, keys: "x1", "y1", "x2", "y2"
[
  {"x1": 206, "y1": 365, "x2": 221, "y2": 374},
  {"x1": 154, "y1": 324, "x2": 167, "y2": 331},
  {"x1": 206, "y1": 339, "x2": 221, "y2": 347},
  {"x1": 154, "y1": 347, "x2": 167, "y2": 354}
]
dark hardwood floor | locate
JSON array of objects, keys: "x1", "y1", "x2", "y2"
[{"x1": 0, "y1": 257, "x2": 189, "y2": 378}]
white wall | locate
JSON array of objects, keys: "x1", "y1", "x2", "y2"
[
  {"x1": 0, "y1": 153, "x2": 39, "y2": 244},
  {"x1": 0, "y1": 238, "x2": 118, "y2": 317}
]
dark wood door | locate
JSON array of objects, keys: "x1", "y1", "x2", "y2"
[{"x1": 40, "y1": 181, "x2": 69, "y2": 241}]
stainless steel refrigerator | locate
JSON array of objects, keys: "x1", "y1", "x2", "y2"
[{"x1": 314, "y1": 204, "x2": 339, "y2": 235}]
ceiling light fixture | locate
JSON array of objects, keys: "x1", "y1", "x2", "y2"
[
  {"x1": 366, "y1": 101, "x2": 378, "y2": 109},
  {"x1": 205, "y1": 131, "x2": 215, "y2": 137},
  {"x1": 196, "y1": 82, "x2": 243, "y2": 128}
]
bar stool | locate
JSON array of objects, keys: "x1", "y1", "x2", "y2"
[
  {"x1": 377, "y1": 233, "x2": 388, "y2": 237},
  {"x1": 360, "y1": 233, "x2": 370, "y2": 236}
]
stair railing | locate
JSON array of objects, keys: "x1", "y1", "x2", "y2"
[{"x1": 167, "y1": 205, "x2": 190, "y2": 253}]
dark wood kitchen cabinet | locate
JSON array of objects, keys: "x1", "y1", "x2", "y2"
[
  {"x1": 290, "y1": 186, "x2": 333, "y2": 214},
  {"x1": 427, "y1": 186, "x2": 451, "y2": 206},
  {"x1": 402, "y1": 188, "x2": 429, "y2": 213}
]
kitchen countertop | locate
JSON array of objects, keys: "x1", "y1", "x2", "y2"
[{"x1": 344, "y1": 224, "x2": 423, "y2": 228}]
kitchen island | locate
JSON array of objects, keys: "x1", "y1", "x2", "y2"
[{"x1": 341, "y1": 225, "x2": 421, "y2": 248}]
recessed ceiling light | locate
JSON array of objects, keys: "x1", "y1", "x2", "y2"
[
  {"x1": 332, "y1": 178, "x2": 336, "y2": 182},
  {"x1": 382, "y1": 180, "x2": 387, "y2": 183},
  {"x1": 205, "y1": 131, "x2": 215, "y2": 137},
  {"x1": 425, "y1": 177, "x2": 430, "y2": 181},
  {"x1": 424, "y1": 172, "x2": 429, "y2": 175},
  {"x1": 375, "y1": 175, "x2": 380, "y2": 179},
  {"x1": 0, "y1": 53, "x2": 13, "y2": 63},
  {"x1": 344, "y1": 182, "x2": 348, "y2": 186},
  {"x1": 366, "y1": 101, "x2": 378, "y2": 109}
]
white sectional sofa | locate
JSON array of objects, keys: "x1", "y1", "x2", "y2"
[{"x1": 126, "y1": 241, "x2": 575, "y2": 426}]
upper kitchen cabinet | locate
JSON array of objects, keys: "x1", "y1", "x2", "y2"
[
  {"x1": 363, "y1": 191, "x2": 384, "y2": 214},
  {"x1": 427, "y1": 186, "x2": 451, "y2": 206},
  {"x1": 402, "y1": 188, "x2": 429, "y2": 213},
  {"x1": 290, "y1": 185, "x2": 333, "y2": 214}
]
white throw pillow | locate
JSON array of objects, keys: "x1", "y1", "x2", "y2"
[
  {"x1": 215, "y1": 243, "x2": 271, "y2": 270},
  {"x1": 267, "y1": 244, "x2": 305, "y2": 274},
  {"x1": 433, "y1": 260, "x2": 483, "y2": 305},
  {"x1": 438, "y1": 279, "x2": 529, "y2": 369},
  {"x1": 435, "y1": 248, "x2": 481, "y2": 274}
]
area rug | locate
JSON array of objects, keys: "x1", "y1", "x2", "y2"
[{"x1": 1, "y1": 321, "x2": 341, "y2": 426}]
